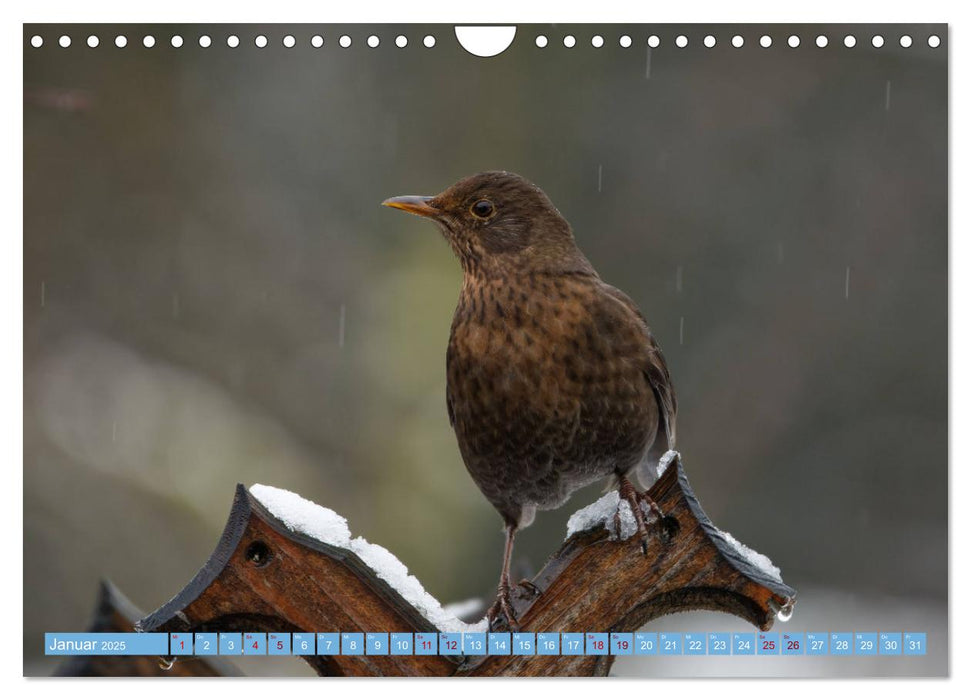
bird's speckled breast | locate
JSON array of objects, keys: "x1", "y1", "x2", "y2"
[{"x1": 445, "y1": 272, "x2": 658, "y2": 524}]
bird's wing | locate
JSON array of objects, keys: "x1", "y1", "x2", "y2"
[
  {"x1": 446, "y1": 391, "x2": 455, "y2": 427},
  {"x1": 445, "y1": 340, "x2": 457, "y2": 428},
  {"x1": 599, "y1": 284, "x2": 677, "y2": 451}
]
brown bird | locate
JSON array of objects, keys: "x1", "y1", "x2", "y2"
[{"x1": 382, "y1": 171, "x2": 677, "y2": 629}]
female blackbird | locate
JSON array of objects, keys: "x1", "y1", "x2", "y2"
[{"x1": 383, "y1": 171, "x2": 677, "y2": 629}]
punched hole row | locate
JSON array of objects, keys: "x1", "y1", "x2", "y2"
[
  {"x1": 29, "y1": 32, "x2": 943, "y2": 51},
  {"x1": 539, "y1": 33, "x2": 941, "y2": 49},
  {"x1": 28, "y1": 33, "x2": 437, "y2": 49}
]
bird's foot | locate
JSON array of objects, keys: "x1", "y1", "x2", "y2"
[
  {"x1": 627, "y1": 482, "x2": 681, "y2": 544},
  {"x1": 486, "y1": 581, "x2": 520, "y2": 632},
  {"x1": 636, "y1": 492, "x2": 679, "y2": 543},
  {"x1": 618, "y1": 478, "x2": 652, "y2": 555}
]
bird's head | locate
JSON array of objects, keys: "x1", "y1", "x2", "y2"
[{"x1": 382, "y1": 171, "x2": 593, "y2": 277}]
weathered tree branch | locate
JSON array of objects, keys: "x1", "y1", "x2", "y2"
[{"x1": 137, "y1": 455, "x2": 795, "y2": 676}]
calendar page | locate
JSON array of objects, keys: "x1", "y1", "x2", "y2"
[{"x1": 23, "y1": 19, "x2": 947, "y2": 680}]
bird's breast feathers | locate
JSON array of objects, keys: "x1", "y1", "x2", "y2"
[{"x1": 447, "y1": 275, "x2": 654, "y2": 415}]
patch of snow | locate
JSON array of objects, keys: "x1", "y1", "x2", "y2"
[
  {"x1": 443, "y1": 597, "x2": 484, "y2": 620},
  {"x1": 566, "y1": 490, "x2": 619, "y2": 538},
  {"x1": 250, "y1": 484, "x2": 350, "y2": 548},
  {"x1": 718, "y1": 529, "x2": 783, "y2": 583},
  {"x1": 565, "y1": 490, "x2": 646, "y2": 540},
  {"x1": 250, "y1": 484, "x2": 487, "y2": 633}
]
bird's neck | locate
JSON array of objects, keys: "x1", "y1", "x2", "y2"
[
  {"x1": 458, "y1": 248, "x2": 598, "y2": 282},
  {"x1": 459, "y1": 264, "x2": 599, "y2": 296}
]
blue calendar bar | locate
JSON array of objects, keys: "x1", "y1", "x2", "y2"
[
  {"x1": 610, "y1": 632, "x2": 633, "y2": 655},
  {"x1": 170, "y1": 632, "x2": 192, "y2": 655},
  {"x1": 513, "y1": 632, "x2": 535, "y2": 655},
  {"x1": 635, "y1": 632, "x2": 658, "y2": 655},
  {"x1": 219, "y1": 632, "x2": 242, "y2": 655},
  {"x1": 807, "y1": 632, "x2": 828, "y2": 655},
  {"x1": 708, "y1": 633, "x2": 730, "y2": 655},
  {"x1": 856, "y1": 632, "x2": 878, "y2": 656},
  {"x1": 43, "y1": 630, "x2": 932, "y2": 657},
  {"x1": 537, "y1": 632, "x2": 559, "y2": 655},
  {"x1": 194, "y1": 632, "x2": 218, "y2": 655},
  {"x1": 316, "y1": 633, "x2": 339, "y2": 654},
  {"x1": 415, "y1": 632, "x2": 437, "y2": 655},
  {"x1": 268, "y1": 633, "x2": 290, "y2": 655},
  {"x1": 243, "y1": 632, "x2": 267, "y2": 655},
  {"x1": 561, "y1": 633, "x2": 584, "y2": 655},
  {"x1": 341, "y1": 633, "x2": 364, "y2": 655},
  {"x1": 488, "y1": 632, "x2": 511, "y2": 655},
  {"x1": 879, "y1": 633, "x2": 901, "y2": 656},
  {"x1": 44, "y1": 633, "x2": 169, "y2": 656},
  {"x1": 734, "y1": 632, "x2": 755, "y2": 655},
  {"x1": 586, "y1": 633, "x2": 608, "y2": 655},
  {"x1": 439, "y1": 632, "x2": 462, "y2": 656},
  {"x1": 463, "y1": 632, "x2": 486, "y2": 655},
  {"x1": 684, "y1": 632, "x2": 705, "y2": 655},
  {"x1": 831, "y1": 632, "x2": 853, "y2": 656},
  {"x1": 758, "y1": 632, "x2": 780, "y2": 655},
  {"x1": 292, "y1": 633, "x2": 315, "y2": 655},
  {"x1": 659, "y1": 632, "x2": 681, "y2": 655},
  {"x1": 390, "y1": 633, "x2": 414, "y2": 655},
  {"x1": 782, "y1": 632, "x2": 804, "y2": 655},
  {"x1": 904, "y1": 633, "x2": 927, "y2": 655},
  {"x1": 366, "y1": 632, "x2": 388, "y2": 655}
]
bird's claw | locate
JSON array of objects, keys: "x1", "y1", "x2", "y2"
[
  {"x1": 486, "y1": 575, "x2": 521, "y2": 632},
  {"x1": 617, "y1": 476, "x2": 672, "y2": 556},
  {"x1": 486, "y1": 593, "x2": 520, "y2": 633},
  {"x1": 636, "y1": 492, "x2": 666, "y2": 523}
]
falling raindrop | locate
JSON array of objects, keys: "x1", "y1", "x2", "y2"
[
  {"x1": 679, "y1": 316, "x2": 684, "y2": 345},
  {"x1": 885, "y1": 81, "x2": 892, "y2": 112},
  {"x1": 845, "y1": 266, "x2": 851, "y2": 299},
  {"x1": 597, "y1": 165, "x2": 603, "y2": 193},
  {"x1": 645, "y1": 46, "x2": 652, "y2": 79},
  {"x1": 40, "y1": 281, "x2": 46, "y2": 308},
  {"x1": 339, "y1": 304, "x2": 346, "y2": 348}
]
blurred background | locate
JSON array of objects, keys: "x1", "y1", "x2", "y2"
[{"x1": 23, "y1": 24, "x2": 947, "y2": 676}]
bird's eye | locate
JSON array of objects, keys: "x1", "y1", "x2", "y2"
[{"x1": 470, "y1": 199, "x2": 495, "y2": 219}]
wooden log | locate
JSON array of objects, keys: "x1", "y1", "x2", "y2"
[
  {"x1": 54, "y1": 579, "x2": 241, "y2": 677},
  {"x1": 138, "y1": 454, "x2": 796, "y2": 676}
]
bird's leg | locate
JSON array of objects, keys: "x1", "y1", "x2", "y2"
[
  {"x1": 486, "y1": 524, "x2": 520, "y2": 632},
  {"x1": 617, "y1": 474, "x2": 651, "y2": 555}
]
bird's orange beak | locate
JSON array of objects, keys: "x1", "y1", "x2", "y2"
[{"x1": 381, "y1": 195, "x2": 439, "y2": 218}]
